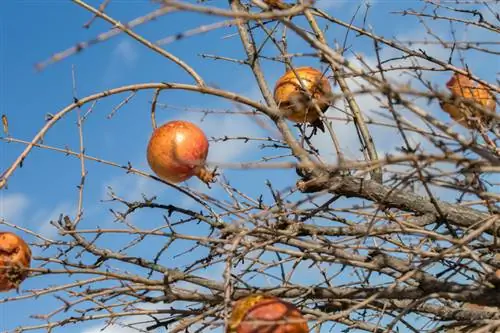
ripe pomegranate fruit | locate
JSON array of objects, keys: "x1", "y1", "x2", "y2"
[
  {"x1": 0, "y1": 232, "x2": 31, "y2": 292},
  {"x1": 440, "y1": 72, "x2": 496, "y2": 130},
  {"x1": 228, "y1": 294, "x2": 309, "y2": 333},
  {"x1": 274, "y1": 66, "x2": 333, "y2": 132},
  {"x1": 147, "y1": 120, "x2": 217, "y2": 185}
]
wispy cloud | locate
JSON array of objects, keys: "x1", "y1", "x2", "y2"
[
  {"x1": 309, "y1": 23, "x2": 451, "y2": 166},
  {"x1": 102, "y1": 39, "x2": 140, "y2": 86},
  {"x1": 29, "y1": 201, "x2": 76, "y2": 240},
  {"x1": 0, "y1": 193, "x2": 29, "y2": 224},
  {"x1": 113, "y1": 39, "x2": 139, "y2": 69}
]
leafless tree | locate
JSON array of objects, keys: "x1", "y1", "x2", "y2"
[{"x1": 1, "y1": 0, "x2": 499, "y2": 332}]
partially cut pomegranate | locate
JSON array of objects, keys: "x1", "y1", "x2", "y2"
[
  {"x1": 228, "y1": 294, "x2": 309, "y2": 333},
  {"x1": 147, "y1": 120, "x2": 217, "y2": 185},
  {"x1": 0, "y1": 232, "x2": 31, "y2": 292}
]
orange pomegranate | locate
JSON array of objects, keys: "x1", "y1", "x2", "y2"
[
  {"x1": 274, "y1": 67, "x2": 333, "y2": 131},
  {"x1": 440, "y1": 72, "x2": 496, "y2": 129},
  {"x1": 0, "y1": 232, "x2": 31, "y2": 292},
  {"x1": 147, "y1": 120, "x2": 217, "y2": 185},
  {"x1": 228, "y1": 294, "x2": 309, "y2": 333}
]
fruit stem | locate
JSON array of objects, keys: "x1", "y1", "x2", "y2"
[{"x1": 194, "y1": 166, "x2": 218, "y2": 187}]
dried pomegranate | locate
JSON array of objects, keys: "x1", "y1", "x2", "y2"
[
  {"x1": 0, "y1": 232, "x2": 31, "y2": 292},
  {"x1": 274, "y1": 66, "x2": 333, "y2": 132},
  {"x1": 228, "y1": 294, "x2": 308, "y2": 333},
  {"x1": 147, "y1": 120, "x2": 216, "y2": 184},
  {"x1": 440, "y1": 72, "x2": 496, "y2": 129}
]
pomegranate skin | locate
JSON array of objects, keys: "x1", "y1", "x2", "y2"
[
  {"x1": 0, "y1": 232, "x2": 31, "y2": 292},
  {"x1": 147, "y1": 120, "x2": 209, "y2": 183},
  {"x1": 228, "y1": 295, "x2": 308, "y2": 333},
  {"x1": 273, "y1": 67, "x2": 332, "y2": 125}
]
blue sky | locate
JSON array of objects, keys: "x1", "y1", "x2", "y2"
[{"x1": 0, "y1": 0, "x2": 499, "y2": 332}]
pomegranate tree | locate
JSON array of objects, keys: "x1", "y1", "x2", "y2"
[{"x1": 147, "y1": 120, "x2": 217, "y2": 185}]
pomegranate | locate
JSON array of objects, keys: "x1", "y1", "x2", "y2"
[
  {"x1": 228, "y1": 294, "x2": 309, "y2": 333},
  {"x1": 147, "y1": 120, "x2": 217, "y2": 185},
  {"x1": 440, "y1": 72, "x2": 496, "y2": 129},
  {"x1": 274, "y1": 67, "x2": 333, "y2": 132},
  {"x1": 0, "y1": 232, "x2": 31, "y2": 292}
]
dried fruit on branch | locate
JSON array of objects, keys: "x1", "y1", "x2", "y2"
[
  {"x1": 440, "y1": 73, "x2": 497, "y2": 130},
  {"x1": 0, "y1": 232, "x2": 31, "y2": 292},
  {"x1": 274, "y1": 67, "x2": 333, "y2": 132},
  {"x1": 227, "y1": 294, "x2": 309, "y2": 333},
  {"x1": 147, "y1": 120, "x2": 217, "y2": 185}
]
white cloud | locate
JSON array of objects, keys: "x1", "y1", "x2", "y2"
[
  {"x1": 29, "y1": 201, "x2": 76, "y2": 240},
  {"x1": 102, "y1": 39, "x2": 139, "y2": 86},
  {"x1": 0, "y1": 193, "x2": 29, "y2": 224},
  {"x1": 310, "y1": 72, "x2": 411, "y2": 164},
  {"x1": 113, "y1": 39, "x2": 139, "y2": 68},
  {"x1": 207, "y1": 116, "x2": 266, "y2": 164},
  {"x1": 308, "y1": 24, "x2": 452, "y2": 168}
]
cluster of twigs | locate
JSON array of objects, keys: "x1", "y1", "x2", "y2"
[{"x1": 1, "y1": 0, "x2": 499, "y2": 332}]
